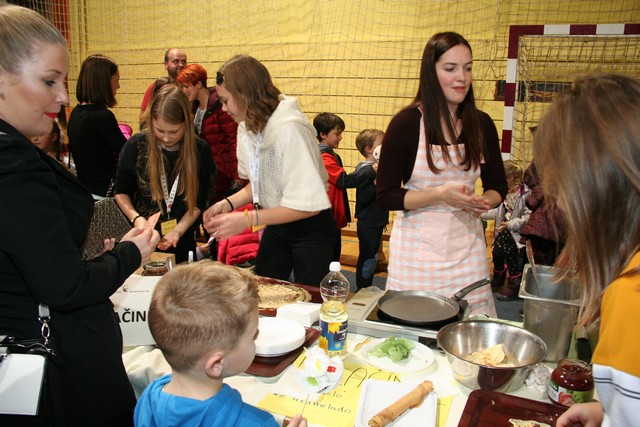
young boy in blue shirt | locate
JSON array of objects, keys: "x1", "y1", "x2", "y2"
[
  {"x1": 354, "y1": 129, "x2": 388, "y2": 289},
  {"x1": 134, "y1": 261, "x2": 307, "y2": 427}
]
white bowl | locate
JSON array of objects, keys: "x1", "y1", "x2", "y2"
[{"x1": 255, "y1": 317, "x2": 306, "y2": 357}]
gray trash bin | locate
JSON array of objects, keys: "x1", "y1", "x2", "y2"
[{"x1": 519, "y1": 264, "x2": 581, "y2": 362}]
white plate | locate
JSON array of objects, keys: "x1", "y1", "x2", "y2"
[
  {"x1": 361, "y1": 338, "x2": 435, "y2": 373},
  {"x1": 355, "y1": 379, "x2": 437, "y2": 427},
  {"x1": 255, "y1": 317, "x2": 306, "y2": 357}
]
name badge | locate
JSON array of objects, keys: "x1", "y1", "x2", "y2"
[{"x1": 160, "y1": 219, "x2": 178, "y2": 236}]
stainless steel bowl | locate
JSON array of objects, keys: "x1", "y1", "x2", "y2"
[{"x1": 436, "y1": 320, "x2": 547, "y2": 392}]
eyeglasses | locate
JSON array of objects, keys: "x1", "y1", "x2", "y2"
[{"x1": 216, "y1": 72, "x2": 224, "y2": 85}]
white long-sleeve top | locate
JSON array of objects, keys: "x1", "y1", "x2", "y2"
[
  {"x1": 481, "y1": 183, "x2": 531, "y2": 248},
  {"x1": 237, "y1": 95, "x2": 330, "y2": 211}
]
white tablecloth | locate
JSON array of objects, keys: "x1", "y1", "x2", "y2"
[{"x1": 123, "y1": 332, "x2": 551, "y2": 427}]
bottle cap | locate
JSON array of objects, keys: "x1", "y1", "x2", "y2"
[{"x1": 329, "y1": 261, "x2": 341, "y2": 272}]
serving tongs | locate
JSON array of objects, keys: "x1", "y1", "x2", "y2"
[{"x1": 525, "y1": 240, "x2": 541, "y2": 297}]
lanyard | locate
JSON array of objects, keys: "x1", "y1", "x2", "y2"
[
  {"x1": 160, "y1": 160, "x2": 180, "y2": 218},
  {"x1": 247, "y1": 131, "x2": 263, "y2": 209},
  {"x1": 194, "y1": 108, "x2": 205, "y2": 135}
]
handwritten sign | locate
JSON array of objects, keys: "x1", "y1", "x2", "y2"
[{"x1": 258, "y1": 353, "x2": 408, "y2": 426}]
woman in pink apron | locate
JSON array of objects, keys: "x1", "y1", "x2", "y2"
[{"x1": 377, "y1": 32, "x2": 508, "y2": 317}]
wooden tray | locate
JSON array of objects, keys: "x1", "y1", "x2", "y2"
[
  {"x1": 245, "y1": 327, "x2": 320, "y2": 377},
  {"x1": 458, "y1": 390, "x2": 568, "y2": 426}
]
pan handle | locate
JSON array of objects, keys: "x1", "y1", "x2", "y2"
[{"x1": 453, "y1": 278, "x2": 491, "y2": 302}]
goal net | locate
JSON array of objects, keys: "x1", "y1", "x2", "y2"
[
  {"x1": 511, "y1": 33, "x2": 640, "y2": 166},
  {"x1": 19, "y1": 0, "x2": 640, "y2": 216}
]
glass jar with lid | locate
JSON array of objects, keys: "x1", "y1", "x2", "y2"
[
  {"x1": 548, "y1": 358, "x2": 594, "y2": 406},
  {"x1": 142, "y1": 260, "x2": 168, "y2": 276}
]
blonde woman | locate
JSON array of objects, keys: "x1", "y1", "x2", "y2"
[
  {"x1": 0, "y1": 5, "x2": 159, "y2": 425},
  {"x1": 115, "y1": 86, "x2": 216, "y2": 263},
  {"x1": 536, "y1": 75, "x2": 640, "y2": 427}
]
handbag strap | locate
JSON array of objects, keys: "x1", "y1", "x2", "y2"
[
  {"x1": 38, "y1": 304, "x2": 51, "y2": 347},
  {"x1": 0, "y1": 305, "x2": 55, "y2": 358},
  {"x1": 105, "y1": 178, "x2": 116, "y2": 198}
]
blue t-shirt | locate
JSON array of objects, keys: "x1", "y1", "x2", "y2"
[{"x1": 134, "y1": 374, "x2": 279, "y2": 427}]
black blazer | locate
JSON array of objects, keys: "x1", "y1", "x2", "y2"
[{"x1": 0, "y1": 120, "x2": 139, "y2": 426}]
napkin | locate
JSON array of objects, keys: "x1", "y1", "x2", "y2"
[{"x1": 276, "y1": 302, "x2": 320, "y2": 327}]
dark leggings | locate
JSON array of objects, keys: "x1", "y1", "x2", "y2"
[
  {"x1": 356, "y1": 225, "x2": 384, "y2": 289},
  {"x1": 492, "y1": 229, "x2": 522, "y2": 276}
]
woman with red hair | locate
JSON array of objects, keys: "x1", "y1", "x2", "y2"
[{"x1": 177, "y1": 64, "x2": 242, "y2": 203}]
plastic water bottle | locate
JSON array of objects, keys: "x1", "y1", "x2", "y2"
[{"x1": 319, "y1": 261, "x2": 349, "y2": 358}]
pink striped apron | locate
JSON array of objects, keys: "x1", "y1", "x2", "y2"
[{"x1": 386, "y1": 114, "x2": 496, "y2": 317}]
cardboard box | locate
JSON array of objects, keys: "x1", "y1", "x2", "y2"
[{"x1": 111, "y1": 275, "x2": 161, "y2": 346}]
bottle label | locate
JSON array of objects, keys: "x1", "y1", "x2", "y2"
[
  {"x1": 319, "y1": 319, "x2": 348, "y2": 353},
  {"x1": 548, "y1": 380, "x2": 594, "y2": 406}
]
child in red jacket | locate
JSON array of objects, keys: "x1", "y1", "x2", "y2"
[{"x1": 313, "y1": 113, "x2": 376, "y2": 261}]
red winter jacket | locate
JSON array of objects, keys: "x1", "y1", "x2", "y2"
[
  {"x1": 520, "y1": 162, "x2": 566, "y2": 242},
  {"x1": 320, "y1": 145, "x2": 376, "y2": 229},
  {"x1": 198, "y1": 88, "x2": 239, "y2": 202},
  {"x1": 217, "y1": 204, "x2": 261, "y2": 265}
]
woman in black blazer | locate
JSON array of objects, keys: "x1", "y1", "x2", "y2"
[{"x1": 0, "y1": 5, "x2": 160, "y2": 426}]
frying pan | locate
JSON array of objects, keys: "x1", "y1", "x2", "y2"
[{"x1": 376, "y1": 278, "x2": 491, "y2": 326}]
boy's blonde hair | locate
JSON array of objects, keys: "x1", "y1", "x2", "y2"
[
  {"x1": 149, "y1": 261, "x2": 260, "y2": 372},
  {"x1": 355, "y1": 129, "x2": 384, "y2": 156}
]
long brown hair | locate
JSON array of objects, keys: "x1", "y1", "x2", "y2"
[
  {"x1": 534, "y1": 74, "x2": 640, "y2": 327},
  {"x1": 146, "y1": 86, "x2": 199, "y2": 214},
  {"x1": 216, "y1": 55, "x2": 281, "y2": 133},
  {"x1": 411, "y1": 32, "x2": 483, "y2": 174}
]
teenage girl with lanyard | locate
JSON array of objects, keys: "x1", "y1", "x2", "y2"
[
  {"x1": 115, "y1": 86, "x2": 216, "y2": 264},
  {"x1": 203, "y1": 55, "x2": 336, "y2": 286}
]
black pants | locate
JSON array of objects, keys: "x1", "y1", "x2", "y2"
[
  {"x1": 492, "y1": 229, "x2": 522, "y2": 276},
  {"x1": 527, "y1": 236, "x2": 564, "y2": 266},
  {"x1": 332, "y1": 226, "x2": 342, "y2": 262},
  {"x1": 356, "y1": 224, "x2": 384, "y2": 289},
  {"x1": 255, "y1": 209, "x2": 336, "y2": 286}
]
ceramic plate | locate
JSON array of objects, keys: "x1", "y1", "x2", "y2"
[
  {"x1": 355, "y1": 379, "x2": 437, "y2": 427},
  {"x1": 361, "y1": 338, "x2": 435, "y2": 373},
  {"x1": 254, "y1": 317, "x2": 306, "y2": 357}
]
